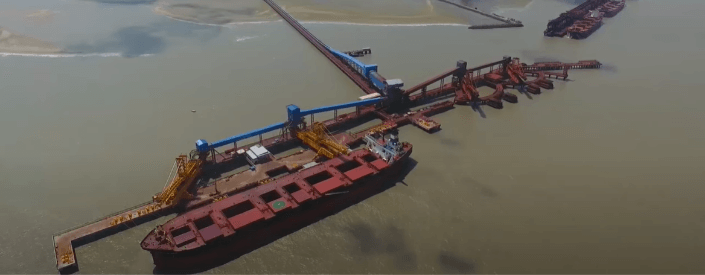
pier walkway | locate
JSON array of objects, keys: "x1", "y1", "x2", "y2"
[
  {"x1": 262, "y1": 0, "x2": 378, "y2": 95},
  {"x1": 437, "y1": 0, "x2": 523, "y2": 29},
  {"x1": 522, "y1": 60, "x2": 602, "y2": 71},
  {"x1": 54, "y1": 202, "x2": 173, "y2": 273}
]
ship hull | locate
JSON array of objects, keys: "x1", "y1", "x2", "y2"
[
  {"x1": 568, "y1": 22, "x2": 602, "y2": 40},
  {"x1": 149, "y1": 148, "x2": 412, "y2": 272},
  {"x1": 600, "y1": 0, "x2": 625, "y2": 17}
]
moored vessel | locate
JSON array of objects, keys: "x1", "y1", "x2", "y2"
[
  {"x1": 599, "y1": 0, "x2": 625, "y2": 17},
  {"x1": 544, "y1": 0, "x2": 609, "y2": 37},
  {"x1": 140, "y1": 133, "x2": 412, "y2": 271},
  {"x1": 567, "y1": 10, "x2": 604, "y2": 40}
]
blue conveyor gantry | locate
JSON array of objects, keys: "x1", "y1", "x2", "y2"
[{"x1": 195, "y1": 97, "x2": 384, "y2": 153}]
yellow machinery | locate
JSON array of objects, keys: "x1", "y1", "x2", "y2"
[
  {"x1": 153, "y1": 155, "x2": 203, "y2": 206},
  {"x1": 296, "y1": 122, "x2": 350, "y2": 159},
  {"x1": 153, "y1": 122, "x2": 348, "y2": 206},
  {"x1": 367, "y1": 123, "x2": 393, "y2": 135}
]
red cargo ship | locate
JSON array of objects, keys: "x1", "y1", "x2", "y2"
[
  {"x1": 544, "y1": 0, "x2": 609, "y2": 37},
  {"x1": 599, "y1": 0, "x2": 625, "y2": 18},
  {"x1": 141, "y1": 134, "x2": 412, "y2": 271},
  {"x1": 567, "y1": 10, "x2": 604, "y2": 40}
]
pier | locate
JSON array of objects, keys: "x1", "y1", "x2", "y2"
[
  {"x1": 521, "y1": 60, "x2": 602, "y2": 71},
  {"x1": 262, "y1": 0, "x2": 379, "y2": 95},
  {"x1": 53, "y1": 202, "x2": 173, "y2": 273},
  {"x1": 469, "y1": 23, "x2": 523, "y2": 30},
  {"x1": 437, "y1": 0, "x2": 524, "y2": 29},
  {"x1": 52, "y1": 0, "x2": 602, "y2": 273}
]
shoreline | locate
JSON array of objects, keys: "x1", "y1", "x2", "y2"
[
  {"x1": 157, "y1": 9, "x2": 468, "y2": 28},
  {"x1": 0, "y1": 52, "x2": 149, "y2": 58},
  {"x1": 153, "y1": 0, "x2": 468, "y2": 28}
]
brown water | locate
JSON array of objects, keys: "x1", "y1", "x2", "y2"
[{"x1": 2, "y1": 0, "x2": 705, "y2": 273}]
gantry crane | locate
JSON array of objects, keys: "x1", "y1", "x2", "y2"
[
  {"x1": 153, "y1": 155, "x2": 203, "y2": 206},
  {"x1": 153, "y1": 97, "x2": 384, "y2": 206},
  {"x1": 296, "y1": 122, "x2": 350, "y2": 160}
]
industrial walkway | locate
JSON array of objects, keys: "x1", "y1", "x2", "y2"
[
  {"x1": 262, "y1": 0, "x2": 378, "y2": 95},
  {"x1": 437, "y1": 0, "x2": 523, "y2": 29}
]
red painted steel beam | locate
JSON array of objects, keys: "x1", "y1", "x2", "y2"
[
  {"x1": 468, "y1": 58, "x2": 512, "y2": 72},
  {"x1": 403, "y1": 67, "x2": 459, "y2": 96}
]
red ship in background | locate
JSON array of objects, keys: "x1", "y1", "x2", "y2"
[
  {"x1": 141, "y1": 134, "x2": 412, "y2": 271},
  {"x1": 567, "y1": 10, "x2": 604, "y2": 40},
  {"x1": 544, "y1": 0, "x2": 625, "y2": 39},
  {"x1": 599, "y1": 0, "x2": 626, "y2": 18}
]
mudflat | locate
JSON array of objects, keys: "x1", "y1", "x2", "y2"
[
  {"x1": 0, "y1": 27, "x2": 61, "y2": 54},
  {"x1": 153, "y1": 0, "x2": 468, "y2": 26}
]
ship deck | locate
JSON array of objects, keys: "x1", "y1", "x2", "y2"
[
  {"x1": 141, "y1": 141, "x2": 412, "y2": 255},
  {"x1": 187, "y1": 150, "x2": 318, "y2": 209}
]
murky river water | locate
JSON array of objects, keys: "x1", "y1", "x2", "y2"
[{"x1": 1, "y1": 0, "x2": 705, "y2": 273}]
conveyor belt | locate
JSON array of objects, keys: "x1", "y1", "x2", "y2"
[{"x1": 262, "y1": 0, "x2": 378, "y2": 95}]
